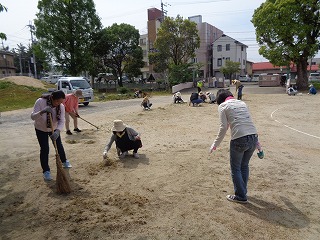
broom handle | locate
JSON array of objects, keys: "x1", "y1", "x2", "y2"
[
  {"x1": 49, "y1": 113, "x2": 59, "y2": 155},
  {"x1": 78, "y1": 116, "x2": 99, "y2": 129}
]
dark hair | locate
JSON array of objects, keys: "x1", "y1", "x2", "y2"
[
  {"x1": 51, "y1": 90, "x2": 65, "y2": 100},
  {"x1": 216, "y1": 89, "x2": 233, "y2": 105}
]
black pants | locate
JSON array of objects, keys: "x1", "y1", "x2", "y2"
[
  {"x1": 116, "y1": 139, "x2": 142, "y2": 153},
  {"x1": 35, "y1": 128, "x2": 67, "y2": 173}
]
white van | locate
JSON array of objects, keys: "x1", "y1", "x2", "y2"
[
  {"x1": 56, "y1": 77, "x2": 94, "y2": 106},
  {"x1": 45, "y1": 75, "x2": 63, "y2": 84},
  {"x1": 308, "y1": 72, "x2": 320, "y2": 82}
]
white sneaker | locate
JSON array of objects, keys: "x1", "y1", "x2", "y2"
[
  {"x1": 43, "y1": 171, "x2": 52, "y2": 181},
  {"x1": 63, "y1": 160, "x2": 72, "y2": 168},
  {"x1": 119, "y1": 151, "x2": 128, "y2": 159},
  {"x1": 133, "y1": 152, "x2": 140, "y2": 159}
]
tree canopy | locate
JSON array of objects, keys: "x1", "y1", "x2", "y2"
[
  {"x1": 0, "y1": 3, "x2": 8, "y2": 40},
  {"x1": 220, "y1": 60, "x2": 240, "y2": 80},
  {"x1": 34, "y1": 0, "x2": 102, "y2": 76},
  {"x1": 149, "y1": 15, "x2": 200, "y2": 85},
  {"x1": 252, "y1": 0, "x2": 320, "y2": 89},
  {"x1": 93, "y1": 23, "x2": 144, "y2": 87}
]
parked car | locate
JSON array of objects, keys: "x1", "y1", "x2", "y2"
[
  {"x1": 308, "y1": 72, "x2": 320, "y2": 82},
  {"x1": 238, "y1": 75, "x2": 248, "y2": 82},
  {"x1": 56, "y1": 77, "x2": 94, "y2": 106},
  {"x1": 252, "y1": 74, "x2": 260, "y2": 82}
]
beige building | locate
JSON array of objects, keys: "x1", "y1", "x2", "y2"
[
  {"x1": 188, "y1": 15, "x2": 223, "y2": 79},
  {"x1": 0, "y1": 50, "x2": 16, "y2": 78},
  {"x1": 139, "y1": 33, "x2": 149, "y2": 79}
]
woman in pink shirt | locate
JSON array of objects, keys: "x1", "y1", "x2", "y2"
[{"x1": 63, "y1": 89, "x2": 83, "y2": 135}]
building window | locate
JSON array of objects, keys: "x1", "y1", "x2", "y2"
[
  {"x1": 241, "y1": 46, "x2": 244, "y2": 51},
  {"x1": 217, "y1": 58, "x2": 222, "y2": 66},
  {"x1": 243, "y1": 59, "x2": 246, "y2": 65},
  {"x1": 226, "y1": 57, "x2": 230, "y2": 61},
  {"x1": 217, "y1": 45, "x2": 222, "y2": 52},
  {"x1": 226, "y1": 44, "x2": 230, "y2": 51}
]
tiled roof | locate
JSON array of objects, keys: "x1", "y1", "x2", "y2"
[{"x1": 253, "y1": 62, "x2": 319, "y2": 71}]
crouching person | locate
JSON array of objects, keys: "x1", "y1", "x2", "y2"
[
  {"x1": 173, "y1": 91, "x2": 184, "y2": 103},
  {"x1": 103, "y1": 120, "x2": 142, "y2": 159}
]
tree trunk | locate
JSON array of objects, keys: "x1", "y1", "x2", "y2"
[{"x1": 296, "y1": 57, "x2": 308, "y2": 90}]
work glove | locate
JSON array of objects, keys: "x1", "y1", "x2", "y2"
[
  {"x1": 75, "y1": 113, "x2": 80, "y2": 118},
  {"x1": 50, "y1": 129, "x2": 60, "y2": 141},
  {"x1": 40, "y1": 106, "x2": 52, "y2": 114},
  {"x1": 209, "y1": 144, "x2": 217, "y2": 154},
  {"x1": 103, "y1": 151, "x2": 108, "y2": 159}
]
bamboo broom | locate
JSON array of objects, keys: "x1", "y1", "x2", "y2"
[{"x1": 49, "y1": 113, "x2": 71, "y2": 194}]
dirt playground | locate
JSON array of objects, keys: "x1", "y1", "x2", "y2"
[{"x1": 0, "y1": 77, "x2": 319, "y2": 239}]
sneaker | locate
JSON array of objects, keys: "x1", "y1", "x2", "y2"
[
  {"x1": 119, "y1": 151, "x2": 128, "y2": 159},
  {"x1": 43, "y1": 171, "x2": 52, "y2": 181},
  {"x1": 66, "y1": 130, "x2": 72, "y2": 135},
  {"x1": 62, "y1": 160, "x2": 72, "y2": 168},
  {"x1": 133, "y1": 152, "x2": 140, "y2": 159},
  {"x1": 74, "y1": 128, "x2": 82, "y2": 132},
  {"x1": 226, "y1": 195, "x2": 247, "y2": 204}
]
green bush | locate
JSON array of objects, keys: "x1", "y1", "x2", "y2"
[{"x1": 118, "y1": 87, "x2": 129, "y2": 94}]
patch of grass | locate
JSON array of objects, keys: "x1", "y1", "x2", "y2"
[{"x1": 0, "y1": 81, "x2": 46, "y2": 112}]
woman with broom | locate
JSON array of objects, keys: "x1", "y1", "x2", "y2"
[{"x1": 31, "y1": 90, "x2": 72, "y2": 181}]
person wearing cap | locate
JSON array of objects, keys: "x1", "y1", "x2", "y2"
[
  {"x1": 308, "y1": 84, "x2": 317, "y2": 95},
  {"x1": 103, "y1": 120, "x2": 142, "y2": 159},
  {"x1": 63, "y1": 89, "x2": 83, "y2": 135}
]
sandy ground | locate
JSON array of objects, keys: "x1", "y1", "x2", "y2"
[{"x1": 0, "y1": 77, "x2": 320, "y2": 239}]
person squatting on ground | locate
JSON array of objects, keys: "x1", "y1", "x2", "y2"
[
  {"x1": 63, "y1": 89, "x2": 83, "y2": 135},
  {"x1": 206, "y1": 92, "x2": 216, "y2": 104},
  {"x1": 31, "y1": 90, "x2": 72, "y2": 181},
  {"x1": 172, "y1": 91, "x2": 184, "y2": 103},
  {"x1": 141, "y1": 96, "x2": 152, "y2": 110},
  {"x1": 209, "y1": 89, "x2": 259, "y2": 204},
  {"x1": 199, "y1": 91, "x2": 207, "y2": 102},
  {"x1": 103, "y1": 120, "x2": 142, "y2": 159},
  {"x1": 308, "y1": 84, "x2": 317, "y2": 95},
  {"x1": 189, "y1": 92, "x2": 203, "y2": 106}
]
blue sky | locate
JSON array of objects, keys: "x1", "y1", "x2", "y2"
[{"x1": 0, "y1": 0, "x2": 269, "y2": 62}]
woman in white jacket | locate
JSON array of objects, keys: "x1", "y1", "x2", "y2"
[{"x1": 209, "y1": 89, "x2": 259, "y2": 204}]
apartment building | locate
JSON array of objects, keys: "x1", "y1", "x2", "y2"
[
  {"x1": 139, "y1": 33, "x2": 149, "y2": 79},
  {"x1": 212, "y1": 34, "x2": 248, "y2": 79},
  {"x1": 188, "y1": 15, "x2": 223, "y2": 79}
]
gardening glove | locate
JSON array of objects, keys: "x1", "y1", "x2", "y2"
[
  {"x1": 103, "y1": 151, "x2": 108, "y2": 159},
  {"x1": 50, "y1": 129, "x2": 60, "y2": 141},
  {"x1": 40, "y1": 106, "x2": 52, "y2": 114},
  {"x1": 209, "y1": 143, "x2": 217, "y2": 154}
]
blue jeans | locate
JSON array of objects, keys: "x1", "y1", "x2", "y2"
[
  {"x1": 229, "y1": 134, "x2": 257, "y2": 200},
  {"x1": 35, "y1": 128, "x2": 67, "y2": 173}
]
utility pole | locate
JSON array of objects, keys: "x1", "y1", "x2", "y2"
[
  {"x1": 27, "y1": 21, "x2": 37, "y2": 79},
  {"x1": 160, "y1": 0, "x2": 170, "y2": 22}
]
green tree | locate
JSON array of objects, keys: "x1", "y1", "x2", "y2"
[
  {"x1": 0, "y1": 3, "x2": 8, "y2": 40},
  {"x1": 150, "y1": 15, "x2": 200, "y2": 85},
  {"x1": 220, "y1": 60, "x2": 240, "y2": 79},
  {"x1": 94, "y1": 23, "x2": 144, "y2": 87},
  {"x1": 252, "y1": 0, "x2": 320, "y2": 89},
  {"x1": 34, "y1": 0, "x2": 102, "y2": 76}
]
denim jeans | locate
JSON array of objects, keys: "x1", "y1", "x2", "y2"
[
  {"x1": 35, "y1": 128, "x2": 67, "y2": 173},
  {"x1": 229, "y1": 134, "x2": 257, "y2": 200}
]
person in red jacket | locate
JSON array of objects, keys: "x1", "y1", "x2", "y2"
[{"x1": 63, "y1": 89, "x2": 83, "y2": 135}]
